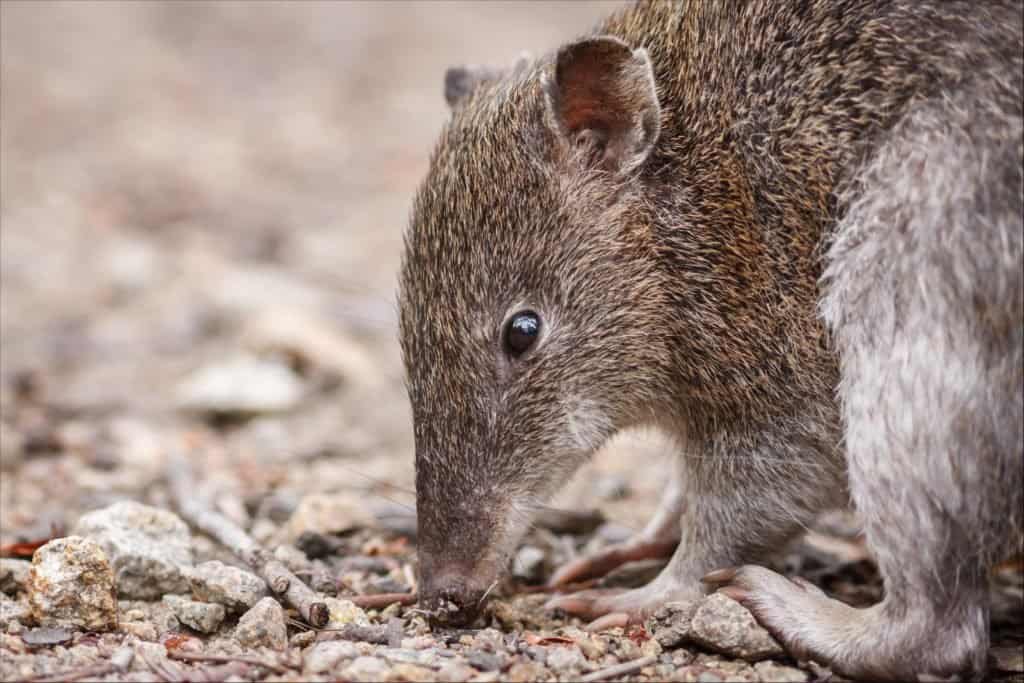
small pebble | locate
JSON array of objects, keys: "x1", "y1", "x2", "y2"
[
  {"x1": 185, "y1": 561, "x2": 268, "y2": 614},
  {"x1": 646, "y1": 600, "x2": 700, "y2": 649},
  {"x1": 753, "y1": 660, "x2": 809, "y2": 682},
  {"x1": 688, "y1": 593, "x2": 784, "y2": 662},
  {"x1": 324, "y1": 597, "x2": 370, "y2": 628},
  {"x1": 73, "y1": 501, "x2": 192, "y2": 599},
  {"x1": 545, "y1": 644, "x2": 586, "y2": 670},
  {"x1": 233, "y1": 597, "x2": 287, "y2": 651},
  {"x1": 342, "y1": 655, "x2": 390, "y2": 681},
  {"x1": 284, "y1": 494, "x2": 375, "y2": 543},
  {"x1": 437, "y1": 661, "x2": 476, "y2": 682},
  {"x1": 304, "y1": 640, "x2": 362, "y2": 674},
  {"x1": 468, "y1": 649, "x2": 504, "y2": 672},
  {"x1": 27, "y1": 536, "x2": 118, "y2": 632},
  {"x1": 511, "y1": 546, "x2": 546, "y2": 583},
  {"x1": 175, "y1": 354, "x2": 304, "y2": 417},
  {"x1": 119, "y1": 621, "x2": 158, "y2": 641},
  {"x1": 162, "y1": 594, "x2": 226, "y2": 634},
  {"x1": 391, "y1": 661, "x2": 434, "y2": 682}
]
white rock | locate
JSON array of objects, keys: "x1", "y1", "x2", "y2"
[
  {"x1": 283, "y1": 494, "x2": 375, "y2": 542},
  {"x1": 545, "y1": 645, "x2": 587, "y2": 671},
  {"x1": 162, "y1": 594, "x2": 225, "y2": 634},
  {"x1": 234, "y1": 597, "x2": 287, "y2": 651},
  {"x1": 304, "y1": 640, "x2": 362, "y2": 674},
  {"x1": 185, "y1": 561, "x2": 268, "y2": 614},
  {"x1": 242, "y1": 308, "x2": 379, "y2": 387},
  {"x1": 341, "y1": 656, "x2": 390, "y2": 682},
  {"x1": 74, "y1": 501, "x2": 192, "y2": 599},
  {"x1": 175, "y1": 354, "x2": 303, "y2": 416},
  {"x1": 324, "y1": 597, "x2": 370, "y2": 628}
]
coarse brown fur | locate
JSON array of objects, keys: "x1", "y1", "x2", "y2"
[{"x1": 398, "y1": 1, "x2": 1023, "y2": 680}]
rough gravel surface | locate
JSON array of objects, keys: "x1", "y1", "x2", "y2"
[{"x1": 1, "y1": 2, "x2": 1022, "y2": 682}]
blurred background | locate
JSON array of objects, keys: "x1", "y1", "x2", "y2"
[{"x1": 0, "y1": 1, "x2": 679, "y2": 549}]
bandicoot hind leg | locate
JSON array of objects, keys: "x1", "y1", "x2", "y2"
[{"x1": 712, "y1": 86, "x2": 1023, "y2": 682}]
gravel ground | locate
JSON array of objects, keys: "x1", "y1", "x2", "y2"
[{"x1": 1, "y1": 2, "x2": 1022, "y2": 682}]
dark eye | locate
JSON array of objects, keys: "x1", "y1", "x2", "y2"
[{"x1": 504, "y1": 310, "x2": 541, "y2": 356}]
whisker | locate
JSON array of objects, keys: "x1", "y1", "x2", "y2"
[
  {"x1": 331, "y1": 463, "x2": 416, "y2": 496},
  {"x1": 478, "y1": 578, "x2": 500, "y2": 606}
]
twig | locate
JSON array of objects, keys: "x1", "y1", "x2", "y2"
[
  {"x1": 167, "y1": 449, "x2": 328, "y2": 628},
  {"x1": 26, "y1": 662, "x2": 115, "y2": 683},
  {"x1": 579, "y1": 655, "x2": 658, "y2": 682},
  {"x1": 347, "y1": 591, "x2": 418, "y2": 608},
  {"x1": 139, "y1": 647, "x2": 186, "y2": 683},
  {"x1": 316, "y1": 623, "x2": 391, "y2": 644},
  {"x1": 167, "y1": 651, "x2": 289, "y2": 674}
]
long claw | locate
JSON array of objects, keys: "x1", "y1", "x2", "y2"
[
  {"x1": 701, "y1": 566, "x2": 739, "y2": 585},
  {"x1": 586, "y1": 612, "x2": 632, "y2": 632},
  {"x1": 716, "y1": 585, "x2": 750, "y2": 603}
]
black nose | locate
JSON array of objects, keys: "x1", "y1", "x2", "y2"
[{"x1": 422, "y1": 574, "x2": 486, "y2": 628}]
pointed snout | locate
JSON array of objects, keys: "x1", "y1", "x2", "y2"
[{"x1": 419, "y1": 567, "x2": 491, "y2": 628}]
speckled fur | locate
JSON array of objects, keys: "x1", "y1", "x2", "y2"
[{"x1": 398, "y1": 1, "x2": 1023, "y2": 679}]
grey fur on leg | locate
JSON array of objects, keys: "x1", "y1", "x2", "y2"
[{"x1": 733, "y1": 75, "x2": 1023, "y2": 682}]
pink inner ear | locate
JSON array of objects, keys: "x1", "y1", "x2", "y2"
[{"x1": 556, "y1": 47, "x2": 633, "y2": 138}]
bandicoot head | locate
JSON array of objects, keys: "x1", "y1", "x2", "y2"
[{"x1": 398, "y1": 37, "x2": 676, "y2": 626}]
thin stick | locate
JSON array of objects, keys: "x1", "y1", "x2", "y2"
[
  {"x1": 26, "y1": 662, "x2": 117, "y2": 683},
  {"x1": 347, "y1": 591, "x2": 418, "y2": 609},
  {"x1": 580, "y1": 655, "x2": 658, "y2": 682},
  {"x1": 167, "y1": 651, "x2": 289, "y2": 674},
  {"x1": 138, "y1": 647, "x2": 185, "y2": 683},
  {"x1": 315, "y1": 623, "x2": 391, "y2": 645},
  {"x1": 167, "y1": 449, "x2": 329, "y2": 628}
]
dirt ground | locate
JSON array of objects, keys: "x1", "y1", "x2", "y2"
[{"x1": 0, "y1": 2, "x2": 1021, "y2": 682}]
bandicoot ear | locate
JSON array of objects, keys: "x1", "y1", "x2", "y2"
[
  {"x1": 544, "y1": 36, "x2": 661, "y2": 174},
  {"x1": 444, "y1": 53, "x2": 532, "y2": 109}
]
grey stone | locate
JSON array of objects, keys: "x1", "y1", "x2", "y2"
[
  {"x1": 233, "y1": 597, "x2": 287, "y2": 651},
  {"x1": 688, "y1": 593, "x2": 784, "y2": 661},
  {"x1": 546, "y1": 644, "x2": 587, "y2": 671},
  {"x1": 120, "y1": 620, "x2": 158, "y2": 641},
  {"x1": 175, "y1": 354, "x2": 303, "y2": 417},
  {"x1": 27, "y1": 536, "x2": 118, "y2": 632},
  {"x1": 283, "y1": 494, "x2": 375, "y2": 543},
  {"x1": 436, "y1": 661, "x2": 476, "y2": 682},
  {"x1": 753, "y1": 661, "x2": 809, "y2": 682},
  {"x1": 473, "y1": 627, "x2": 507, "y2": 653},
  {"x1": 341, "y1": 655, "x2": 390, "y2": 681},
  {"x1": 511, "y1": 546, "x2": 546, "y2": 582},
  {"x1": 647, "y1": 600, "x2": 700, "y2": 649},
  {"x1": 468, "y1": 649, "x2": 504, "y2": 672},
  {"x1": 697, "y1": 672, "x2": 724, "y2": 683},
  {"x1": 185, "y1": 561, "x2": 267, "y2": 613},
  {"x1": 162, "y1": 594, "x2": 225, "y2": 634},
  {"x1": 73, "y1": 501, "x2": 192, "y2": 599},
  {"x1": 304, "y1": 640, "x2": 362, "y2": 674}
]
